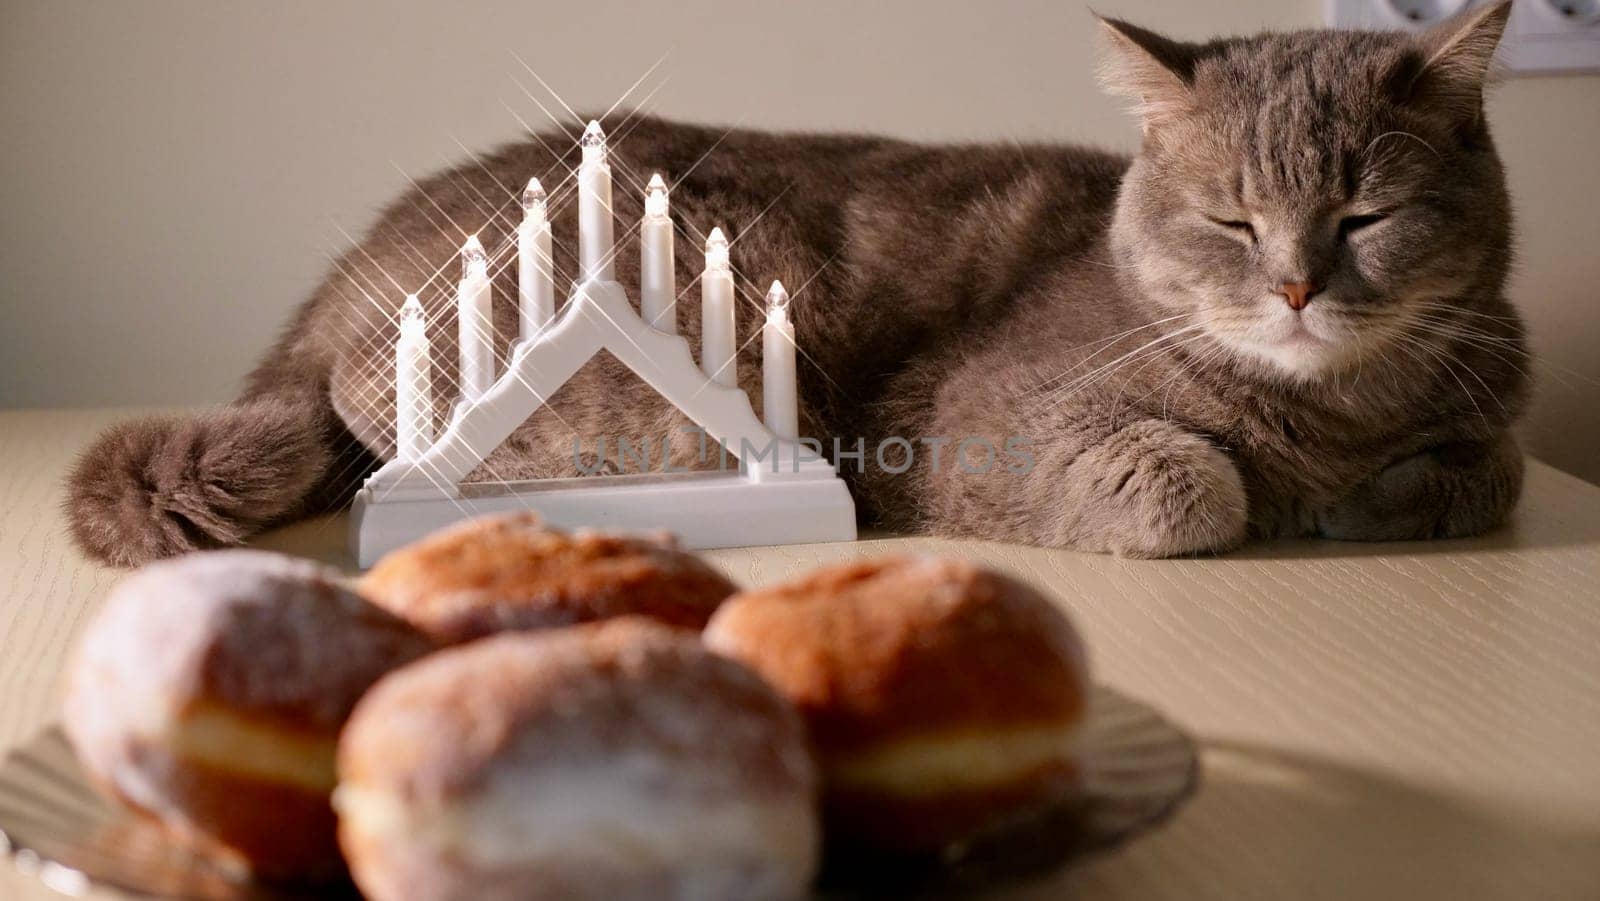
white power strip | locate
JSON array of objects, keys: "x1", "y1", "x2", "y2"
[{"x1": 1326, "y1": 0, "x2": 1600, "y2": 74}]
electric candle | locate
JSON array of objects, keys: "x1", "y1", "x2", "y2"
[
  {"x1": 457, "y1": 234, "x2": 495, "y2": 401},
  {"x1": 640, "y1": 173, "x2": 676, "y2": 333},
  {"x1": 701, "y1": 227, "x2": 737, "y2": 388},
  {"x1": 355, "y1": 143, "x2": 860, "y2": 562},
  {"x1": 761, "y1": 280, "x2": 798, "y2": 441},
  {"x1": 395, "y1": 293, "x2": 433, "y2": 460},
  {"x1": 518, "y1": 177, "x2": 554, "y2": 341},
  {"x1": 577, "y1": 120, "x2": 615, "y2": 282}
]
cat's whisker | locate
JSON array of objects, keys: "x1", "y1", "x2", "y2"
[
  {"x1": 1029, "y1": 323, "x2": 1209, "y2": 414},
  {"x1": 1401, "y1": 312, "x2": 1544, "y2": 378},
  {"x1": 1404, "y1": 311, "x2": 1519, "y2": 342},
  {"x1": 1408, "y1": 321, "x2": 1530, "y2": 363},
  {"x1": 1405, "y1": 318, "x2": 1593, "y2": 393},
  {"x1": 1406, "y1": 307, "x2": 1524, "y2": 339},
  {"x1": 1112, "y1": 332, "x2": 1219, "y2": 411},
  {"x1": 1047, "y1": 324, "x2": 1210, "y2": 398},
  {"x1": 1390, "y1": 332, "x2": 1496, "y2": 427},
  {"x1": 1167, "y1": 343, "x2": 1233, "y2": 419},
  {"x1": 1408, "y1": 300, "x2": 1522, "y2": 324},
  {"x1": 1029, "y1": 314, "x2": 1195, "y2": 393},
  {"x1": 1133, "y1": 338, "x2": 1229, "y2": 412}
]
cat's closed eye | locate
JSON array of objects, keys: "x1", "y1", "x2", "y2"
[
  {"x1": 1207, "y1": 216, "x2": 1257, "y2": 242},
  {"x1": 1337, "y1": 213, "x2": 1388, "y2": 239}
]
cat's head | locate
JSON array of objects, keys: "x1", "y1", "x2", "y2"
[{"x1": 1102, "y1": 2, "x2": 1512, "y2": 381}]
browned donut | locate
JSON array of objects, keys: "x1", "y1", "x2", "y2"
[
  {"x1": 702, "y1": 556, "x2": 1090, "y2": 852},
  {"x1": 62, "y1": 550, "x2": 433, "y2": 881},
  {"x1": 357, "y1": 512, "x2": 738, "y2": 644},
  {"x1": 335, "y1": 618, "x2": 820, "y2": 901}
]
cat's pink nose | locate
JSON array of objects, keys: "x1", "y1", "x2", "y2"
[{"x1": 1277, "y1": 281, "x2": 1320, "y2": 311}]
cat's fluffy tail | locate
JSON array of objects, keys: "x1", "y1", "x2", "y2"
[{"x1": 65, "y1": 398, "x2": 350, "y2": 566}]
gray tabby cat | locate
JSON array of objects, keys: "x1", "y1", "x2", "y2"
[{"x1": 67, "y1": 3, "x2": 1527, "y2": 565}]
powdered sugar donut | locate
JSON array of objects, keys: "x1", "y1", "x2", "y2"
[
  {"x1": 62, "y1": 550, "x2": 433, "y2": 881},
  {"x1": 358, "y1": 512, "x2": 738, "y2": 643},
  {"x1": 335, "y1": 617, "x2": 819, "y2": 901},
  {"x1": 703, "y1": 555, "x2": 1091, "y2": 853}
]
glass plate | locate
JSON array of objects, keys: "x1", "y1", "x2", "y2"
[{"x1": 0, "y1": 686, "x2": 1196, "y2": 899}]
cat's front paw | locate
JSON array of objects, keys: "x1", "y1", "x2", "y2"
[
  {"x1": 1316, "y1": 438, "x2": 1524, "y2": 541},
  {"x1": 1064, "y1": 420, "x2": 1248, "y2": 558}
]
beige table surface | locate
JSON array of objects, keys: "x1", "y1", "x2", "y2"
[{"x1": 2, "y1": 408, "x2": 1598, "y2": 900}]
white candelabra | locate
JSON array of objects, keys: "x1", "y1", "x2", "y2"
[{"x1": 349, "y1": 121, "x2": 857, "y2": 566}]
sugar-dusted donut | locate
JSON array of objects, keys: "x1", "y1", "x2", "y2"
[
  {"x1": 357, "y1": 512, "x2": 738, "y2": 643},
  {"x1": 703, "y1": 555, "x2": 1090, "y2": 852},
  {"x1": 62, "y1": 550, "x2": 433, "y2": 881},
  {"x1": 335, "y1": 618, "x2": 820, "y2": 901}
]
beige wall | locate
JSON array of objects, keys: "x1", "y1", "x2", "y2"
[{"x1": 1, "y1": 1, "x2": 1596, "y2": 480}]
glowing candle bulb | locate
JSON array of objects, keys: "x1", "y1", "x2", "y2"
[
  {"x1": 701, "y1": 227, "x2": 736, "y2": 387},
  {"x1": 580, "y1": 119, "x2": 606, "y2": 161},
  {"x1": 765, "y1": 279, "x2": 790, "y2": 315},
  {"x1": 578, "y1": 120, "x2": 614, "y2": 281},
  {"x1": 640, "y1": 172, "x2": 675, "y2": 333},
  {"x1": 762, "y1": 280, "x2": 798, "y2": 441},
  {"x1": 644, "y1": 173, "x2": 668, "y2": 217},
  {"x1": 395, "y1": 293, "x2": 433, "y2": 460},
  {"x1": 706, "y1": 226, "x2": 730, "y2": 272},
  {"x1": 518, "y1": 176, "x2": 554, "y2": 341},
  {"x1": 457, "y1": 234, "x2": 495, "y2": 402},
  {"x1": 461, "y1": 234, "x2": 488, "y2": 279},
  {"x1": 521, "y1": 176, "x2": 547, "y2": 219}
]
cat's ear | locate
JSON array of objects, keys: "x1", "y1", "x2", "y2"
[
  {"x1": 1096, "y1": 16, "x2": 1199, "y2": 132},
  {"x1": 1405, "y1": 0, "x2": 1510, "y2": 121}
]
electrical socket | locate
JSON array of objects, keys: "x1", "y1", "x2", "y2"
[{"x1": 1325, "y1": 0, "x2": 1600, "y2": 73}]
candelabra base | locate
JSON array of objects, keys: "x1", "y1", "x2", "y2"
[{"x1": 349, "y1": 470, "x2": 858, "y2": 568}]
